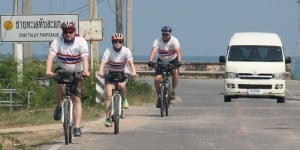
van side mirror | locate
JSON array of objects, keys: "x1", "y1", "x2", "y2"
[
  {"x1": 219, "y1": 56, "x2": 226, "y2": 63},
  {"x1": 285, "y1": 56, "x2": 291, "y2": 64}
]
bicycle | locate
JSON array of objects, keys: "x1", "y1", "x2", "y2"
[
  {"x1": 39, "y1": 70, "x2": 83, "y2": 144},
  {"x1": 58, "y1": 70, "x2": 85, "y2": 144},
  {"x1": 106, "y1": 71, "x2": 128, "y2": 134},
  {"x1": 155, "y1": 61, "x2": 174, "y2": 117}
]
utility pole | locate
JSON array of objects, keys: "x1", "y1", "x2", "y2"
[
  {"x1": 89, "y1": 0, "x2": 99, "y2": 75},
  {"x1": 13, "y1": 0, "x2": 19, "y2": 59},
  {"x1": 116, "y1": 0, "x2": 123, "y2": 33},
  {"x1": 22, "y1": 0, "x2": 32, "y2": 61},
  {"x1": 13, "y1": 0, "x2": 23, "y2": 82},
  {"x1": 126, "y1": 0, "x2": 133, "y2": 51},
  {"x1": 292, "y1": 14, "x2": 300, "y2": 79}
]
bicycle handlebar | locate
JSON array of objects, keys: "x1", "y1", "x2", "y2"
[
  {"x1": 36, "y1": 71, "x2": 86, "y2": 86},
  {"x1": 149, "y1": 61, "x2": 178, "y2": 70}
]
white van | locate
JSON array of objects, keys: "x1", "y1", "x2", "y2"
[{"x1": 219, "y1": 32, "x2": 291, "y2": 103}]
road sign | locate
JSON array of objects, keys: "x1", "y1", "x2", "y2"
[
  {"x1": 0, "y1": 14, "x2": 79, "y2": 42},
  {"x1": 79, "y1": 19, "x2": 103, "y2": 41}
]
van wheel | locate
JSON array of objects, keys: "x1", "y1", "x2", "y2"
[
  {"x1": 224, "y1": 96, "x2": 231, "y2": 102},
  {"x1": 277, "y1": 97, "x2": 285, "y2": 103}
]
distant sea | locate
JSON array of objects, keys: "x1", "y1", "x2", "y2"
[{"x1": 33, "y1": 54, "x2": 300, "y2": 80}]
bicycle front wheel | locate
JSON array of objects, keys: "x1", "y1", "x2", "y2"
[
  {"x1": 63, "y1": 100, "x2": 71, "y2": 144},
  {"x1": 160, "y1": 85, "x2": 165, "y2": 117},
  {"x1": 165, "y1": 84, "x2": 170, "y2": 116},
  {"x1": 113, "y1": 95, "x2": 120, "y2": 134}
]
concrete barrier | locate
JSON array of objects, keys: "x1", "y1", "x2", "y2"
[
  {"x1": 135, "y1": 61, "x2": 291, "y2": 79},
  {"x1": 135, "y1": 61, "x2": 225, "y2": 79}
]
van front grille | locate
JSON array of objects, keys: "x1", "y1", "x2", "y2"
[
  {"x1": 238, "y1": 84, "x2": 272, "y2": 89},
  {"x1": 238, "y1": 73, "x2": 273, "y2": 79}
]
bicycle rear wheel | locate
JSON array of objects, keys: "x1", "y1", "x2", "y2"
[
  {"x1": 63, "y1": 100, "x2": 71, "y2": 144},
  {"x1": 113, "y1": 96, "x2": 120, "y2": 134}
]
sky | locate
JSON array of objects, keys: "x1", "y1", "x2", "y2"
[{"x1": 0, "y1": 0, "x2": 299, "y2": 58}]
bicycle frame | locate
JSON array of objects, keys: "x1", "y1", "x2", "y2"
[{"x1": 107, "y1": 72, "x2": 127, "y2": 134}]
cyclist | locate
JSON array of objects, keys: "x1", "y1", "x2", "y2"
[
  {"x1": 97, "y1": 33, "x2": 137, "y2": 127},
  {"x1": 45, "y1": 21, "x2": 90, "y2": 137},
  {"x1": 147, "y1": 25, "x2": 182, "y2": 108}
]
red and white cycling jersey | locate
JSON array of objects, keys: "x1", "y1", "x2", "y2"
[
  {"x1": 101, "y1": 46, "x2": 133, "y2": 72},
  {"x1": 152, "y1": 35, "x2": 180, "y2": 62},
  {"x1": 49, "y1": 36, "x2": 89, "y2": 72}
]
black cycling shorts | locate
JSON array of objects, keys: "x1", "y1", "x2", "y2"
[{"x1": 155, "y1": 58, "x2": 179, "y2": 75}]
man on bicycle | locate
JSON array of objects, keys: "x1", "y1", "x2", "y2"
[
  {"x1": 45, "y1": 21, "x2": 90, "y2": 137},
  {"x1": 147, "y1": 25, "x2": 182, "y2": 108},
  {"x1": 97, "y1": 33, "x2": 137, "y2": 127}
]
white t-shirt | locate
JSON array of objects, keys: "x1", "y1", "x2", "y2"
[
  {"x1": 49, "y1": 36, "x2": 89, "y2": 72},
  {"x1": 152, "y1": 35, "x2": 180, "y2": 62},
  {"x1": 101, "y1": 46, "x2": 133, "y2": 72}
]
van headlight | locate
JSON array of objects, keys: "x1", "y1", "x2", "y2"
[
  {"x1": 225, "y1": 72, "x2": 238, "y2": 79},
  {"x1": 273, "y1": 73, "x2": 285, "y2": 80}
]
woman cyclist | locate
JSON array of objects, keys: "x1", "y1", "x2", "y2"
[{"x1": 97, "y1": 33, "x2": 137, "y2": 127}]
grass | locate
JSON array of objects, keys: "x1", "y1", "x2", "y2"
[
  {"x1": 0, "y1": 88, "x2": 156, "y2": 149},
  {"x1": 0, "y1": 56, "x2": 156, "y2": 148}
]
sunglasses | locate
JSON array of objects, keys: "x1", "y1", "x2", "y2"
[
  {"x1": 162, "y1": 33, "x2": 170, "y2": 36},
  {"x1": 113, "y1": 40, "x2": 123, "y2": 44},
  {"x1": 63, "y1": 31, "x2": 74, "y2": 34}
]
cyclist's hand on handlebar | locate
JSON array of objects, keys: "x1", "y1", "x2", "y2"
[
  {"x1": 130, "y1": 72, "x2": 137, "y2": 77},
  {"x1": 46, "y1": 71, "x2": 55, "y2": 77},
  {"x1": 147, "y1": 61, "x2": 154, "y2": 67},
  {"x1": 97, "y1": 71, "x2": 105, "y2": 78},
  {"x1": 177, "y1": 61, "x2": 182, "y2": 67},
  {"x1": 82, "y1": 71, "x2": 90, "y2": 77}
]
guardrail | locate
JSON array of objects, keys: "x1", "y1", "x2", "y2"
[{"x1": 0, "y1": 89, "x2": 33, "y2": 112}]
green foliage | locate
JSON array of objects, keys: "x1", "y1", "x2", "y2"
[
  {"x1": 127, "y1": 78, "x2": 156, "y2": 104},
  {"x1": 127, "y1": 78, "x2": 152, "y2": 94},
  {"x1": 0, "y1": 55, "x2": 154, "y2": 111},
  {"x1": 0, "y1": 55, "x2": 18, "y2": 89},
  {"x1": 0, "y1": 56, "x2": 155, "y2": 148},
  {"x1": 81, "y1": 76, "x2": 97, "y2": 106},
  {"x1": 0, "y1": 56, "x2": 59, "y2": 109}
]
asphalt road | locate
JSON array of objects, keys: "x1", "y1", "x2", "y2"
[{"x1": 39, "y1": 79, "x2": 300, "y2": 150}]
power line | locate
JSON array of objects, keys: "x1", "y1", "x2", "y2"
[
  {"x1": 69, "y1": 0, "x2": 105, "y2": 14},
  {"x1": 108, "y1": 0, "x2": 115, "y2": 14}
]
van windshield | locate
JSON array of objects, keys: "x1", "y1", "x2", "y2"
[{"x1": 228, "y1": 45, "x2": 283, "y2": 62}]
